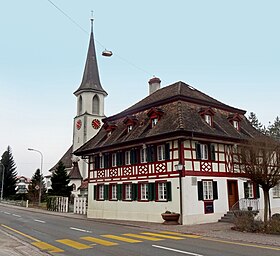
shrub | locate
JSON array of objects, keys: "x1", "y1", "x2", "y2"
[{"x1": 234, "y1": 211, "x2": 264, "y2": 233}]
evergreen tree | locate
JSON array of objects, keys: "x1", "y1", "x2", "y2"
[
  {"x1": 50, "y1": 161, "x2": 72, "y2": 197},
  {"x1": 247, "y1": 112, "x2": 266, "y2": 133},
  {"x1": 28, "y1": 168, "x2": 47, "y2": 203},
  {"x1": 0, "y1": 146, "x2": 18, "y2": 198},
  {"x1": 267, "y1": 116, "x2": 280, "y2": 139}
]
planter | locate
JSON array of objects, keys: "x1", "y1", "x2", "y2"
[{"x1": 161, "y1": 213, "x2": 180, "y2": 225}]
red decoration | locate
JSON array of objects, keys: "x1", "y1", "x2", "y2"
[
  {"x1": 92, "y1": 119, "x2": 101, "y2": 129},
  {"x1": 76, "y1": 119, "x2": 82, "y2": 130}
]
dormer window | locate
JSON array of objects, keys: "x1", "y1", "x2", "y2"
[
  {"x1": 204, "y1": 114, "x2": 212, "y2": 126},
  {"x1": 123, "y1": 115, "x2": 138, "y2": 133},
  {"x1": 228, "y1": 114, "x2": 242, "y2": 131},
  {"x1": 104, "y1": 121, "x2": 117, "y2": 136},
  {"x1": 199, "y1": 107, "x2": 215, "y2": 127},
  {"x1": 147, "y1": 107, "x2": 164, "y2": 128},
  {"x1": 152, "y1": 118, "x2": 158, "y2": 127}
]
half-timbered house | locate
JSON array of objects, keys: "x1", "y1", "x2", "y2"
[{"x1": 74, "y1": 78, "x2": 280, "y2": 225}]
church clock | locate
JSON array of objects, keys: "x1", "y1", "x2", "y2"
[{"x1": 92, "y1": 119, "x2": 101, "y2": 129}]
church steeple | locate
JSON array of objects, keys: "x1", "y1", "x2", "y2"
[{"x1": 74, "y1": 18, "x2": 107, "y2": 96}]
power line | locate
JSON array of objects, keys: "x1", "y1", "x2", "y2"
[{"x1": 45, "y1": 0, "x2": 154, "y2": 78}]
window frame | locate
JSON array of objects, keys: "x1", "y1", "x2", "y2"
[
  {"x1": 140, "y1": 147, "x2": 147, "y2": 163},
  {"x1": 123, "y1": 183, "x2": 132, "y2": 201},
  {"x1": 112, "y1": 153, "x2": 117, "y2": 167},
  {"x1": 139, "y1": 182, "x2": 149, "y2": 201},
  {"x1": 156, "y1": 181, "x2": 167, "y2": 201},
  {"x1": 109, "y1": 183, "x2": 118, "y2": 201},
  {"x1": 273, "y1": 183, "x2": 280, "y2": 198},
  {"x1": 99, "y1": 155, "x2": 104, "y2": 169},
  {"x1": 125, "y1": 151, "x2": 131, "y2": 165},
  {"x1": 203, "y1": 180, "x2": 213, "y2": 200},
  {"x1": 157, "y1": 145, "x2": 166, "y2": 161},
  {"x1": 204, "y1": 114, "x2": 212, "y2": 126},
  {"x1": 151, "y1": 118, "x2": 158, "y2": 127},
  {"x1": 97, "y1": 184, "x2": 105, "y2": 200}
]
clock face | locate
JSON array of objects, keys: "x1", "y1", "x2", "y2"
[
  {"x1": 92, "y1": 119, "x2": 101, "y2": 129},
  {"x1": 76, "y1": 119, "x2": 82, "y2": 130}
]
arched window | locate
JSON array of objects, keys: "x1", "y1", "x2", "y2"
[
  {"x1": 92, "y1": 95, "x2": 100, "y2": 115},
  {"x1": 78, "y1": 96, "x2": 83, "y2": 115}
]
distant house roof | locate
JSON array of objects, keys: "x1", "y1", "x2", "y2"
[{"x1": 74, "y1": 81, "x2": 260, "y2": 156}]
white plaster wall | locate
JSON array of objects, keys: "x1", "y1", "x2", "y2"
[{"x1": 87, "y1": 179, "x2": 181, "y2": 223}]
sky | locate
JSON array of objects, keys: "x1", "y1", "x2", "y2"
[{"x1": 0, "y1": 0, "x2": 279, "y2": 178}]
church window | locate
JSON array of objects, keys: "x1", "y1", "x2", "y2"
[
  {"x1": 78, "y1": 96, "x2": 83, "y2": 115},
  {"x1": 92, "y1": 95, "x2": 100, "y2": 115}
]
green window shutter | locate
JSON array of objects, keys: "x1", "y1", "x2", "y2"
[
  {"x1": 132, "y1": 183, "x2": 138, "y2": 201},
  {"x1": 165, "y1": 143, "x2": 170, "y2": 160},
  {"x1": 213, "y1": 181, "x2": 218, "y2": 200},
  {"x1": 104, "y1": 154, "x2": 109, "y2": 168},
  {"x1": 104, "y1": 185, "x2": 109, "y2": 200},
  {"x1": 117, "y1": 184, "x2": 123, "y2": 200},
  {"x1": 197, "y1": 181, "x2": 203, "y2": 200},
  {"x1": 256, "y1": 184, "x2": 260, "y2": 199},
  {"x1": 167, "y1": 181, "x2": 172, "y2": 201},
  {"x1": 151, "y1": 146, "x2": 155, "y2": 162},
  {"x1": 95, "y1": 156, "x2": 100, "y2": 169},
  {"x1": 147, "y1": 146, "x2": 152, "y2": 162},
  {"x1": 148, "y1": 183, "x2": 155, "y2": 201},
  {"x1": 244, "y1": 182, "x2": 249, "y2": 199},
  {"x1": 195, "y1": 143, "x2": 201, "y2": 160},
  {"x1": 210, "y1": 144, "x2": 215, "y2": 161},
  {"x1": 94, "y1": 185, "x2": 97, "y2": 200}
]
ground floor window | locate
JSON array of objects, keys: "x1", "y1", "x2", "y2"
[
  {"x1": 273, "y1": 183, "x2": 280, "y2": 198},
  {"x1": 97, "y1": 184, "x2": 104, "y2": 200},
  {"x1": 140, "y1": 183, "x2": 149, "y2": 201},
  {"x1": 124, "y1": 183, "x2": 132, "y2": 200},
  {"x1": 110, "y1": 184, "x2": 117, "y2": 200},
  {"x1": 197, "y1": 180, "x2": 218, "y2": 201}
]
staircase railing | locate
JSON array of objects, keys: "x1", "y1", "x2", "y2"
[{"x1": 231, "y1": 198, "x2": 260, "y2": 213}]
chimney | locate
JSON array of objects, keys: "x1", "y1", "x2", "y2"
[{"x1": 148, "y1": 77, "x2": 161, "y2": 95}]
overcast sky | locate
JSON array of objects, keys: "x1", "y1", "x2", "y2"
[{"x1": 0, "y1": 0, "x2": 279, "y2": 178}]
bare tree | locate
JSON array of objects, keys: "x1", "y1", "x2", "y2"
[{"x1": 237, "y1": 136, "x2": 280, "y2": 223}]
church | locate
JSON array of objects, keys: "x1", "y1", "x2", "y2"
[{"x1": 49, "y1": 20, "x2": 280, "y2": 225}]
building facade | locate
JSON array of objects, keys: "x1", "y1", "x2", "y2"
[{"x1": 75, "y1": 79, "x2": 280, "y2": 225}]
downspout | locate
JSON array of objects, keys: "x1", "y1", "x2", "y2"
[{"x1": 178, "y1": 139, "x2": 184, "y2": 225}]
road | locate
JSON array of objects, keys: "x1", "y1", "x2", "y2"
[{"x1": 0, "y1": 205, "x2": 279, "y2": 256}]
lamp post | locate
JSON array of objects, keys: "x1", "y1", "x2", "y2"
[
  {"x1": 175, "y1": 163, "x2": 184, "y2": 225},
  {"x1": 0, "y1": 162, "x2": 5, "y2": 201},
  {"x1": 28, "y1": 148, "x2": 43, "y2": 205}
]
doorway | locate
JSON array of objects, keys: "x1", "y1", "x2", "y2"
[{"x1": 227, "y1": 180, "x2": 239, "y2": 209}]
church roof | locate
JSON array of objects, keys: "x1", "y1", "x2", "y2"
[
  {"x1": 68, "y1": 162, "x2": 83, "y2": 180},
  {"x1": 74, "y1": 21, "x2": 107, "y2": 96},
  {"x1": 74, "y1": 81, "x2": 261, "y2": 156},
  {"x1": 49, "y1": 145, "x2": 73, "y2": 172}
]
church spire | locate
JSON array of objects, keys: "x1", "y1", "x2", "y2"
[{"x1": 74, "y1": 18, "x2": 107, "y2": 96}]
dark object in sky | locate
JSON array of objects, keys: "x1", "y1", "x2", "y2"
[{"x1": 102, "y1": 50, "x2": 113, "y2": 57}]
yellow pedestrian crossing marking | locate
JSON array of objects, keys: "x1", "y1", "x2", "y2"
[
  {"x1": 32, "y1": 241, "x2": 64, "y2": 253},
  {"x1": 123, "y1": 233, "x2": 164, "y2": 241},
  {"x1": 81, "y1": 236, "x2": 119, "y2": 246},
  {"x1": 160, "y1": 231, "x2": 202, "y2": 238},
  {"x1": 56, "y1": 239, "x2": 92, "y2": 250},
  {"x1": 101, "y1": 234, "x2": 142, "y2": 243},
  {"x1": 141, "y1": 232, "x2": 185, "y2": 240}
]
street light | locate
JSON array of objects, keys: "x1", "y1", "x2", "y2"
[
  {"x1": 175, "y1": 163, "x2": 184, "y2": 225},
  {"x1": 0, "y1": 162, "x2": 5, "y2": 201},
  {"x1": 28, "y1": 148, "x2": 43, "y2": 205}
]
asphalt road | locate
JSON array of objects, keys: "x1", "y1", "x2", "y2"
[{"x1": 0, "y1": 205, "x2": 279, "y2": 256}]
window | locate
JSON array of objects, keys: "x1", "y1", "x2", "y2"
[
  {"x1": 203, "y1": 181, "x2": 213, "y2": 200},
  {"x1": 110, "y1": 184, "x2": 117, "y2": 200},
  {"x1": 244, "y1": 182, "x2": 254, "y2": 198},
  {"x1": 157, "y1": 145, "x2": 165, "y2": 161},
  {"x1": 198, "y1": 180, "x2": 218, "y2": 201},
  {"x1": 124, "y1": 183, "x2": 132, "y2": 200},
  {"x1": 72, "y1": 184, "x2": 76, "y2": 191},
  {"x1": 78, "y1": 96, "x2": 83, "y2": 115},
  {"x1": 100, "y1": 155, "x2": 104, "y2": 169},
  {"x1": 140, "y1": 183, "x2": 149, "y2": 200},
  {"x1": 195, "y1": 143, "x2": 215, "y2": 161},
  {"x1": 204, "y1": 114, "x2": 212, "y2": 126},
  {"x1": 112, "y1": 153, "x2": 117, "y2": 167},
  {"x1": 152, "y1": 118, "x2": 158, "y2": 127},
  {"x1": 140, "y1": 147, "x2": 147, "y2": 163},
  {"x1": 98, "y1": 184, "x2": 104, "y2": 200},
  {"x1": 273, "y1": 183, "x2": 280, "y2": 198},
  {"x1": 127, "y1": 125, "x2": 133, "y2": 132},
  {"x1": 233, "y1": 120, "x2": 239, "y2": 130},
  {"x1": 125, "y1": 151, "x2": 131, "y2": 165},
  {"x1": 157, "y1": 182, "x2": 167, "y2": 201},
  {"x1": 92, "y1": 95, "x2": 100, "y2": 115}
]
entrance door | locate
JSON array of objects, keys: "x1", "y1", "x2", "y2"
[{"x1": 227, "y1": 180, "x2": 239, "y2": 209}]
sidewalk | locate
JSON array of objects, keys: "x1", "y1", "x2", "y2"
[{"x1": 0, "y1": 203, "x2": 279, "y2": 255}]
